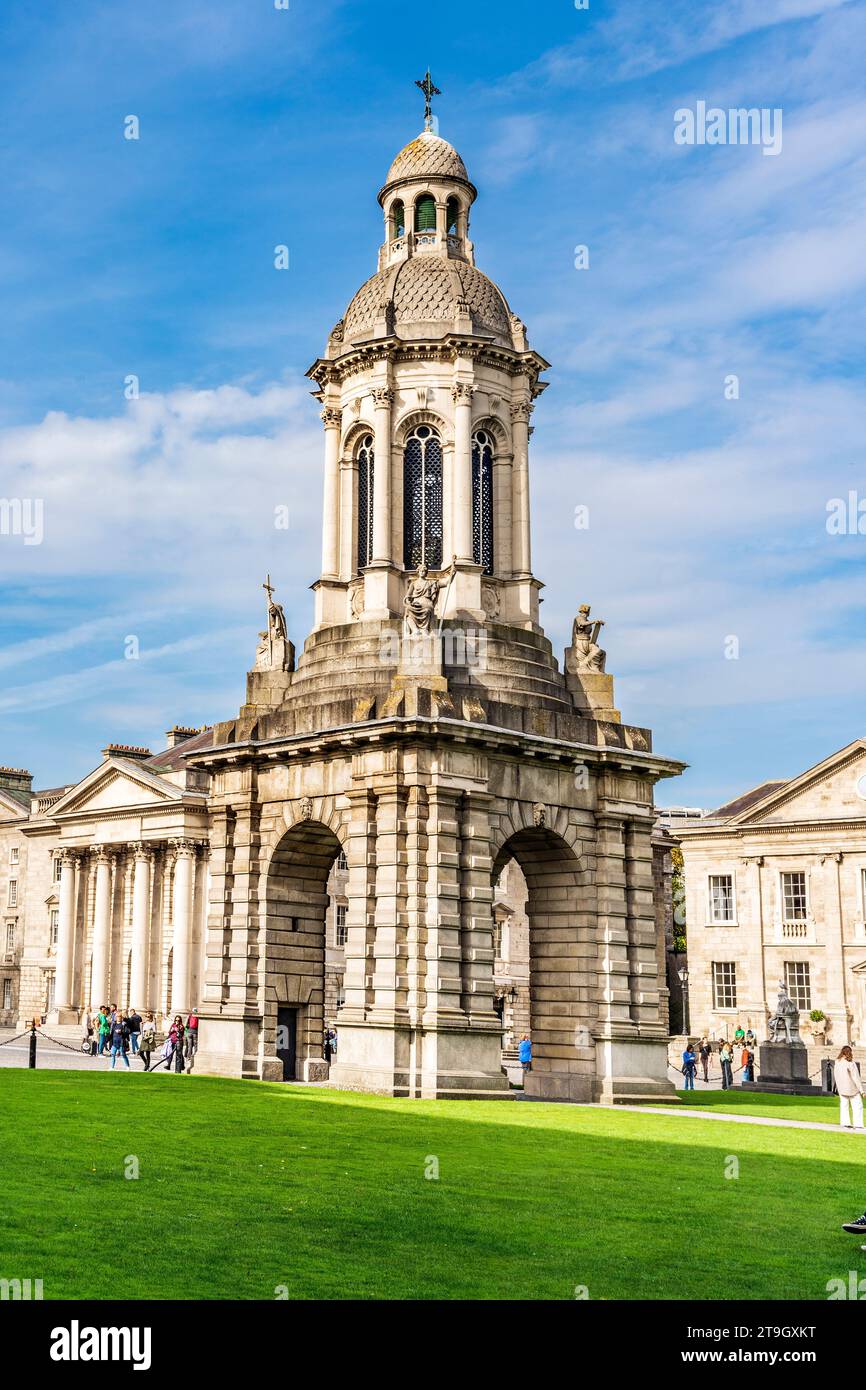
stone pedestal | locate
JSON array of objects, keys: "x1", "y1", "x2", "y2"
[
  {"x1": 741, "y1": 1041, "x2": 823, "y2": 1095},
  {"x1": 565, "y1": 671, "x2": 621, "y2": 723}
]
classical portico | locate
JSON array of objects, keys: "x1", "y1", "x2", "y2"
[
  {"x1": 24, "y1": 739, "x2": 211, "y2": 1026},
  {"x1": 191, "y1": 89, "x2": 685, "y2": 1101}
]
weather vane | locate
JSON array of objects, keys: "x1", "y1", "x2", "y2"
[{"x1": 415, "y1": 68, "x2": 441, "y2": 131}]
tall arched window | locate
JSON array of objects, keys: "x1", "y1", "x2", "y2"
[
  {"x1": 403, "y1": 425, "x2": 443, "y2": 571},
  {"x1": 472, "y1": 429, "x2": 495, "y2": 575},
  {"x1": 414, "y1": 194, "x2": 436, "y2": 232},
  {"x1": 356, "y1": 434, "x2": 374, "y2": 570},
  {"x1": 446, "y1": 196, "x2": 460, "y2": 236},
  {"x1": 391, "y1": 201, "x2": 405, "y2": 238}
]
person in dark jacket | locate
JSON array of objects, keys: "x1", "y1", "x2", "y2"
[
  {"x1": 127, "y1": 1008, "x2": 142, "y2": 1055},
  {"x1": 109, "y1": 1015, "x2": 130, "y2": 1070},
  {"x1": 168, "y1": 1015, "x2": 185, "y2": 1073},
  {"x1": 681, "y1": 1045, "x2": 697, "y2": 1091}
]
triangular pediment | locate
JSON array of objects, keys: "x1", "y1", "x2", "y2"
[
  {"x1": 48, "y1": 759, "x2": 181, "y2": 819},
  {"x1": 730, "y1": 739, "x2": 866, "y2": 827}
]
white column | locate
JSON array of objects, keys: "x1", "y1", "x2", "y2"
[
  {"x1": 370, "y1": 387, "x2": 393, "y2": 564},
  {"x1": 90, "y1": 849, "x2": 114, "y2": 1008},
  {"x1": 510, "y1": 400, "x2": 533, "y2": 576},
  {"x1": 452, "y1": 382, "x2": 474, "y2": 562},
  {"x1": 169, "y1": 840, "x2": 196, "y2": 1015},
  {"x1": 320, "y1": 406, "x2": 342, "y2": 578},
  {"x1": 339, "y1": 456, "x2": 355, "y2": 580},
  {"x1": 53, "y1": 850, "x2": 79, "y2": 1015},
  {"x1": 129, "y1": 843, "x2": 153, "y2": 1010}
]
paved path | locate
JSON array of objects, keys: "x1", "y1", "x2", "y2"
[
  {"x1": 0, "y1": 1029, "x2": 176, "y2": 1074},
  {"x1": 610, "y1": 1103, "x2": 853, "y2": 1135}
]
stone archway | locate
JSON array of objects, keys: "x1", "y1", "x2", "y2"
[
  {"x1": 492, "y1": 826, "x2": 597, "y2": 1103},
  {"x1": 263, "y1": 820, "x2": 344, "y2": 1082}
]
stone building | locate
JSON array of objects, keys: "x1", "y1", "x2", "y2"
[
  {"x1": 678, "y1": 738, "x2": 866, "y2": 1046},
  {"x1": 188, "y1": 108, "x2": 684, "y2": 1101},
  {"x1": 1, "y1": 103, "x2": 684, "y2": 1102}
]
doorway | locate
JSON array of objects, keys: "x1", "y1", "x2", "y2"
[{"x1": 276, "y1": 1007, "x2": 298, "y2": 1081}]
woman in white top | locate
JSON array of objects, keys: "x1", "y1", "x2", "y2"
[{"x1": 834, "y1": 1046, "x2": 864, "y2": 1131}]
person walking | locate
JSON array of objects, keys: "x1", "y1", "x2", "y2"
[
  {"x1": 127, "y1": 1007, "x2": 142, "y2": 1056},
  {"x1": 518, "y1": 1035, "x2": 532, "y2": 1074},
  {"x1": 682, "y1": 1044, "x2": 697, "y2": 1091},
  {"x1": 720, "y1": 1041, "x2": 733, "y2": 1090},
  {"x1": 139, "y1": 1012, "x2": 157, "y2": 1070},
  {"x1": 168, "y1": 1015, "x2": 185, "y2": 1073},
  {"x1": 96, "y1": 1008, "x2": 111, "y2": 1056},
  {"x1": 698, "y1": 1038, "x2": 711, "y2": 1083},
  {"x1": 323, "y1": 1027, "x2": 335, "y2": 1064},
  {"x1": 184, "y1": 1008, "x2": 199, "y2": 1067},
  {"x1": 742, "y1": 1048, "x2": 755, "y2": 1083},
  {"x1": 109, "y1": 1014, "x2": 130, "y2": 1070},
  {"x1": 834, "y1": 1046, "x2": 864, "y2": 1131}
]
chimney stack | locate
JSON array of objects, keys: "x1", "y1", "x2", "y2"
[
  {"x1": 101, "y1": 745, "x2": 152, "y2": 762},
  {"x1": 165, "y1": 726, "x2": 199, "y2": 749}
]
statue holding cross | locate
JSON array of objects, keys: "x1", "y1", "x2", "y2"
[{"x1": 254, "y1": 574, "x2": 294, "y2": 673}]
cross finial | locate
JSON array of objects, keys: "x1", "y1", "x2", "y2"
[{"x1": 415, "y1": 68, "x2": 441, "y2": 132}]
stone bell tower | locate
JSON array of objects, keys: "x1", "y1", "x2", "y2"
[{"x1": 191, "y1": 81, "x2": 684, "y2": 1103}]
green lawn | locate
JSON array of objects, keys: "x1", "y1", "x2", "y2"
[
  {"x1": 674, "y1": 1088, "x2": 843, "y2": 1124},
  {"x1": 2, "y1": 1069, "x2": 866, "y2": 1300}
]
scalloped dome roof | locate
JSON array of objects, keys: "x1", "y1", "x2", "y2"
[
  {"x1": 382, "y1": 131, "x2": 471, "y2": 192},
  {"x1": 342, "y1": 256, "x2": 513, "y2": 347}
]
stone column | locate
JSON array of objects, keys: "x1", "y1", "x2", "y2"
[
  {"x1": 451, "y1": 382, "x2": 474, "y2": 563},
  {"x1": 367, "y1": 786, "x2": 409, "y2": 1024},
  {"x1": 129, "y1": 842, "x2": 153, "y2": 1010},
  {"x1": 494, "y1": 450, "x2": 513, "y2": 576},
  {"x1": 90, "y1": 848, "x2": 114, "y2": 1008},
  {"x1": 510, "y1": 400, "x2": 533, "y2": 576},
  {"x1": 320, "y1": 406, "x2": 342, "y2": 578},
  {"x1": 370, "y1": 387, "x2": 394, "y2": 564},
  {"x1": 52, "y1": 849, "x2": 79, "y2": 1020},
  {"x1": 339, "y1": 452, "x2": 356, "y2": 581},
  {"x1": 435, "y1": 199, "x2": 447, "y2": 244},
  {"x1": 169, "y1": 840, "x2": 196, "y2": 1016}
]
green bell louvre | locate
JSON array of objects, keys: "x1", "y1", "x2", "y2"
[{"x1": 414, "y1": 194, "x2": 436, "y2": 231}]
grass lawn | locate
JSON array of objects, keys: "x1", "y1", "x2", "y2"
[
  {"x1": 2, "y1": 1069, "x2": 866, "y2": 1300},
  {"x1": 673, "y1": 1089, "x2": 843, "y2": 1125}
]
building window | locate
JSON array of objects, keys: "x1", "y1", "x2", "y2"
[
  {"x1": 492, "y1": 918, "x2": 503, "y2": 959},
  {"x1": 403, "y1": 425, "x2": 443, "y2": 571},
  {"x1": 2, "y1": 979, "x2": 11, "y2": 1010},
  {"x1": 712, "y1": 961, "x2": 737, "y2": 1011},
  {"x1": 446, "y1": 196, "x2": 460, "y2": 236},
  {"x1": 5, "y1": 923, "x2": 14, "y2": 952},
  {"x1": 50, "y1": 909, "x2": 59, "y2": 946},
  {"x1": 337, "y1": 851, "x2": 348, "y2": 871},
  {"x1": 785, "y1": 961, "x2": 812, "y2": 1013},
  {"x1": 7, "y1": 880, "x2": 17, "y2": 909},
  {"x1": 9, "y1": 846, "x2": 18, "y2": 865},
  {"x1": 414, "y1": 194, "x2": 436, "y2": 232},
  {"x1": 54, "y1": 856, "x2": 62, "y2": 883},
  {"x1": 335, "y1": 981, "x2": 346, "y2": 1010},
  {"x1": 356, "y1": 434, "x2": 374, "y2": 571},
  {"x1": 781, "y1": 871, "x2": 808, "y2": 922},
  {"x1": 471, "y1": 429, "x2": 495, "y2": 575},
  {"x1": 708, "y1": 874, "x2": 735, "y2": 924},
  {"x1": 390, "y1": 200, "x2": 405, "y2": 238},
  {"x1": 335, "y1": 903, "x2": 347, "y2": 947},
  {"x1": 45, "y1": 972, "x2": 55, "y2": 1011}
]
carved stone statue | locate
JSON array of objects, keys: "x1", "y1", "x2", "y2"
[
  {"x1": 254, "y1": 574, "x2": 294, "y2": 673},
  {"x1": 767, "y1": 978, "x2": 799, "y2": 1044},
  {"x1": 566, "y1": 604, "x2": 606, "y2": 674},
  {"x1": 402, "y1": 558, "x2": 456, "y2": 637}
]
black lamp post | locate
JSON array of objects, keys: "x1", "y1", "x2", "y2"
[{"x1": 678, "y1": 964, "x2": 690, "y2": 1037}]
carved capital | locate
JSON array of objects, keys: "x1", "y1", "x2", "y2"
[
  {"x1": 510, "y1": 400, "x2": 533, "y2": 424},
  {"x1": 55, "y1": 848, "x2": 81, "y2": 868},
  {"x1": 451, "y1": 382, "x2": 474, "y2": 405},
  {"x1": 90, "y1": 846, "x2": 116, "y2": 866},
  {"x1": 131, "y1": 841, "x2": 156, "y2": 863},
  {"x1": 168, "y1": 838, "x2": 199, "y2": 860},
  {"x1": 371, "y1": 387, "x2": 394, "y2": 409},
  {"x1": 320, "y1": 406, "x2": 342, "y2": 429}
]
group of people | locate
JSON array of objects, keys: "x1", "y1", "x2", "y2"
[
  {"x1": 681, "y1": 1034, "x2": 757, "y2": 1090},
  {"x1": 84, "y1": 1006, "x2": 199, "y2": 1073}
]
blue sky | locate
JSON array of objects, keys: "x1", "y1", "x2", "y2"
[{"x1": 1, "y1": 0, "x2": 865, "y2": 805}]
